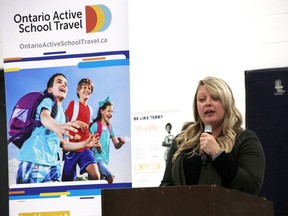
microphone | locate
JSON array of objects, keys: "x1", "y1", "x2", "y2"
[{"x1": 201, "y1": 125, "x2": 212, "y2": 165}]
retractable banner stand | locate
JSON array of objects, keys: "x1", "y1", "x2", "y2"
[
  {"x1": 1, "y1": 1, "x2": 131, "y2": 215},
  {"x1": 245, "y1": 67, "x2": 288, "y2": 216}
]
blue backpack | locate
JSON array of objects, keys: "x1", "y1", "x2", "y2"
[{"x1": 7, "y1": 91, "x2": 57, "y2": 148}]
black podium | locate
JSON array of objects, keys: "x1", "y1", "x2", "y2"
[{"x1": 101, "y1": 185, "x2": 274, "y2": 216}]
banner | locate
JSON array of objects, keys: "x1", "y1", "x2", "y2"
[
  {"x1": 1, "y1": 0, "x2": 130, "y2": 215},
  {"x1": 132, "y1": 110, "x2": 183, "y2": 187}
]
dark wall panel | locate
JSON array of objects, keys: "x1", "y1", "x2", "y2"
[
  {"x1": 245, "y1": 67, "x2": 288, "y2": 216},
  {"x1": 0, "y1": 69, "x2": 9, "y2": 215}
]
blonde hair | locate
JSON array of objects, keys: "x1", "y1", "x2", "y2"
[{"x1": 173, "y1": 76, "x2": 243, "y2": 162}]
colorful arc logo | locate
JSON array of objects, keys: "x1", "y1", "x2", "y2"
[{"x1": 85, "y1": 5, "x2": 112, "y2": 33}]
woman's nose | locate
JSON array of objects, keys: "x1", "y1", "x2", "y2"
[{"x1": 205, "y1": 98, "x2": 212, "y2": 106}]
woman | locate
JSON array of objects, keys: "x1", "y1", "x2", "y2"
[{"x1": 160, "y1": 76, "x2": 265, "y2": 195}]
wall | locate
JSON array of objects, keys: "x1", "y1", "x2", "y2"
[
  {"x1": 0, "y1": 69, "x2": 8, "y2": 216},
  {"x1": 0, "y1": 17, "x2": 8, "y2": 214},
  {"x1": 129, "y1": 0, "x2": 288, "y2": 126}
]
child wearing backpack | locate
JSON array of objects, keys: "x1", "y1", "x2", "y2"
[
  {"x1": 89, "y1": 96, "x2": 125, "y2": 184},
  {"x1": 16, "y1": 73, "x2": 100, "y2": 184},
  {"x1": 62, "y1": 78, "x2": 101, "y2": 181}
]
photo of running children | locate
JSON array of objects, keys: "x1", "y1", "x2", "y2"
[
  {"x1": 5, "y1": 63, "x2": 131, "y2": 186},
  {"x1": 15, "y1": 73, "x2": 101, "y2": 183}
]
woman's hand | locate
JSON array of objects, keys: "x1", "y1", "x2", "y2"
[{"x1": 199, "y1": 132, "x2": 221, "y2": 156}]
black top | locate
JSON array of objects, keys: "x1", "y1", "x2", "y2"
[{"x1": 160, "y1": 129, "x2": 265, "y2": 195}]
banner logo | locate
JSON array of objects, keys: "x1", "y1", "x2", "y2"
[{"x1": 85, "y1": 5, "x2": 112, "y2": 33}]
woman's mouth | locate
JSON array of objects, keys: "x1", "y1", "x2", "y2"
[{"x1": 205, "y1": 110, "x2": 215, "y2": 115}]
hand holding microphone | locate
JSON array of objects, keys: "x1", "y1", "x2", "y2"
[{"x1": 201, "y1": 125, "x2": 212, "y2": 165}]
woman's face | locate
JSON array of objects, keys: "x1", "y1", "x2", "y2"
[{"x1": 196, "y1": 85, "x2": 225, "y2": 128}]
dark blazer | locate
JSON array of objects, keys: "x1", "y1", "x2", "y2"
[{"x1": 160, "y1": 129, "x2": 265, "y2": 195}]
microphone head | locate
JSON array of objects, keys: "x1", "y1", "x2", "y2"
[{"x1": 204, "y1": 125, "x2": 212, "y2": 134}]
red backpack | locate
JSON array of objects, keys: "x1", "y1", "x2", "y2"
[{"x1": 95, "y1": 120, "x2": 113, "y2": 138}]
